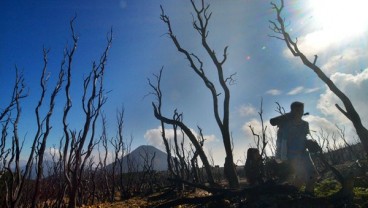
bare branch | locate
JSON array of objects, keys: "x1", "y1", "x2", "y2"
[
  {"x1": 270, "y1": 0, "x2": 368, "y2": 155},
  {"x1": 159, "y1": 0, "x2": 239, "y2": 188}
]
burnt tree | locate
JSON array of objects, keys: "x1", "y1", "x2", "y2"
[
  {"x1": 60, "y1": 18, "x2": 113, "y2": 208},
  {"x1": 1, "y1": 68, "x2": 28, "y2": 208},
  {"x1": 160, "y1": 0, "x2": 239, "y2": 188},
  {"x1": 269, "y1": 0, "x2": 368, "y2": 157},
  {"x1": 147, "y1": 68, "x2": 174, "y2": 176},
  {"x1": 149, "y1": 68, "x2": 215, "y2": 186}
]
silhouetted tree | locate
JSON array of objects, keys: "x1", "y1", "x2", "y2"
[
  {"x1": 2, "y1": 68, "x2": 28, "y2": 208},
  {"x1": 147, "y1": 68, "x2": 174, "y2": 176},
  {"x1": 98, "y1": 114, "x2": 111, "y2": 202},
  {"x1": 270, "y1": 0, "x2": 368, "y2": 157},
  {"x1": 60, "y1": 17, "x2": 113, "y2": 208},
  {"x1": 149, "y1": 68, "x2": 215, "y2": 186},
  {"x1": 160, "y1": 0, "x2": 239, "y2": 188},
  {"x1": 31, "y1": 47, "x2": 65, "y2": 208},
  {"x1": 110, "y1": 106, "x2": 125, "y2": 201}
]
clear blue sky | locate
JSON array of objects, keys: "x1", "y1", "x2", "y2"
[{"x1": 1, "y1": 0, "x2": 367, "y2": 165}]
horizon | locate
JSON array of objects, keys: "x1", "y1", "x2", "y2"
[{"x1": 1, "y1": 0, "x2": 367, "y2": 166}]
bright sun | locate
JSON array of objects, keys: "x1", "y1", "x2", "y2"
[{"x1": 310, "y1": 0, "x2": 368, "y2": 38}]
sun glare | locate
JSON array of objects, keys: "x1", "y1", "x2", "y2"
[{"x1": 310, "y1": 0, "x2": 368, "y2": 38}]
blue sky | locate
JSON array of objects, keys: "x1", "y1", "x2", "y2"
[{"x1": 1, "y1": 0, "x2": 367, "y2": 165}]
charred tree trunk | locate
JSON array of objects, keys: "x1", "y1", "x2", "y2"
[
  {"x1": 270, "y1": 0, "x2": 368, "y2": 157},
  {"x1": 152, "y1": 104, "x2": 215, "y2": 186},
  {"x1": 59, "y1": 18, "x2": 112, "y2": 208},
  {"x1": 160, "y1": 0, "x2": 239, "y2": 188},
  {"x1": 149, "y1": 69, "x2": 215, "y2": 186},
  {"x1": 244, "y1": 148, "x2": 263, "y2": 185}
]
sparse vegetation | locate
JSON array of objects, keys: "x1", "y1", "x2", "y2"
[{"x1": 1, "y1": 0, "x2": 367, "y2": 207}]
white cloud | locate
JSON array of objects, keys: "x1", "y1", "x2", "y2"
[
  {"x1": 286, "y1": 86, "x2": 320, "y2": 95},
  {"x1": 287, "y1": 86, "x2": 304, "y2": 95},
  {"x1": 305, "y1": 87, "x2": 320, "y2": 94},
  {"x1": 283, "y1": 34, "x2": 368, "y2": 76},
  {"x1": 204, "y1": 134, "x2": 217, "y2": 142},
  {"x1": 144, "y1": 126, "x2": 218, "y2": 151},
  {"x1": 144, "y1": 126, "x2": 166, "y2": 149},
  {"x1": 240, "y1": 118, "x2": 277, "y2": 157},
  {"x1": 281, "y1": 4, "x2": 368, "y2": 72},
  {"x1": 266, "y1": 89, "x2": 282, "y2": 96},
  {"x1": 297, "y1": 30, "x2": 334, "y2": 56},
  {"x1": 43, "y1": 147, "x2": 61, "y2": 161},
  {"x1": 281, "y1": 30, "x2": 338, "y2": 58},
  {"x1": 321, "y1": 48, "x2": 367, "y2": 76},
  {"x1": 286, "y1": 28, "x2": 368, "y2": 59},
  {"x1": 43, "y1": 146, "x2": 112, "y2": 166},
  {"x1": 241, "y1": 119, "x2": 264, "y2": 141},
  {"x1": 304, "y1": 115, "x2": 337, "y2": 136},
  {"x1": 316, "y1": 69, "x2": 368, "y2": 142},
  {"x1": 238, "y1": 104, "x2": 257, "y2": 117}
]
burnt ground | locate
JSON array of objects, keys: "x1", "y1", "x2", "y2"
[{"x1": 85, "y1": 160, "x2": 368, "y2": 208}]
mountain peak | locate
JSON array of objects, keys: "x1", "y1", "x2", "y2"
[
  {"x1": 133, "y1": 145, "x2": 166, "y2": 154},
  {"x1": 108, "y1": 145, "x2": 169, "y2": 172}
]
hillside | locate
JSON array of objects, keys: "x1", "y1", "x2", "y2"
[{"x1": 107, "y1": 145, "x2": 169, "y2": 173}]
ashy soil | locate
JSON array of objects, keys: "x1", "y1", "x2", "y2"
[{"x1": 84, "y1": 189, "x2": 212, "y2": 208}]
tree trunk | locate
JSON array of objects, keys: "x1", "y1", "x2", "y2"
[
  {"x1": 244, "y1": 148, "x2": 263, "y2": 185},
  {"x1": 271, "y1": 0, "x2": 368, "y2": 157},
  {"x1": 153, "y1": 104, "x2": 215, "y2": 186}
]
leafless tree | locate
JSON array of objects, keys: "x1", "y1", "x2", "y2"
[
  {"x1": 149, "y1": 69, "x2": 215, "y2": 186},
  {"x1": 149, "y1": 69, "x2": 193, "y2": 191},
  {"x1": 0, "y1": 119, "x2": 10, "y2": 173},
  {"x1": 245, "y1": 100, "x2": 270, "y2": 185},
  {"x1": 119, "y1": 134, "x2": 135, "y2": 199},
  {"x1": 169, "y1": 117, "x2": 190, "y2": 193},
  {"x1": 98, "y1": 113, "x2": 112, "y2": 202},
  {"x1": 60, "y1": 17, "x2": 112, "y2": 208},
  {"x1": 30, "y1": 47, "x2": 65, "y2": 208},
  {"x1": 110, "y1": 106, "x2": 125, "y2": 201},
  {"x1": 190, "y1": 127, "x2": 207, "y2": 184},
  {"x1": 90, "y1": 162, "x2": 100, "y2": 205},
  {"x1": 2, "y1": 68, "x2": 28, "y2": 208},
  {"x1": 248, "y1": 99, "x2": 268, "y2": 158},
  {"x1": 334, "y1": 125, "x2": 364, "y2": 161},
  {"x1": 270, "y1": 0, "x2": 368, "y2": 157},
  {"x1": 147, "y1": 68, "x2": 174, "y2": 175},
  {"x1": 159, "y1": 0, "x2": 239, "y2": 188},
  {"x1": 0, "y1": 17, "x2": 118, "y2": 207},
  {"x1": 138, "y1": 147, "x2": 156, "y2": 195}
]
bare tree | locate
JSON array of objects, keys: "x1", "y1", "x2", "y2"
[
  {"x1": 149, "y1": 69, "x2": 215, "y2": 186},
  {"x1": 248, "y1": 99, "x2": 268, "y2": 158},
  {"x1": 1, "y1": 17, "x2": 117, "y2": 207},
  {"x1": 147, "y1": 68, "x2": 174, "y2": 175},
  {"x1": 0, "y1": 69, "x2": 26, "y2": 174},
  {"x1": 3, "y1": 68, "x2": 28, "y2": 208},
  {"x1": 120, "y1": 135, "x2": 136, "y2": 199},
  {"x1": 31, "y1": 47, "x2": 65, "y2": 208},
  {"x1": 245, "y1": 100, "x2": 269, "y2": 185},
  {"x1": 270, "y1": 0, "x2": 368, "y2": 156},
  {"x1": 98, "y1": 113, "x2": 111, "y2": 202},
  {"x1": 160, "y1": 0, "x2": 239, "y2": 188},
  {"x1": 0, "y1": 115, "x2": 11, "y2": 172},
  {"x1": 172, "y1": 120, "x2": 189, "y2": 185},
  {"x1": 190, "y1": 127, "x2": 207, "y2": 184},
  {"x1": 138, "y1": 147, "x2": 156, "y2": 195},
  {"x1": 60, "y1": 18, "x2": 113, "y2": 208},
  {"x1": 110, "y1": 106, "x2": 125, "y2": 201}
]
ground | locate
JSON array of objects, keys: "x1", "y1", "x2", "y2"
[{"x1": 84, "y1": 160, "x2": 368, "y2": 207}]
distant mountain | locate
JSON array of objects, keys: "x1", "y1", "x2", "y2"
[
  {"x1": 107, "y1": 145, "x2": 169, "y2": 173},
  {"x1": 7, "y1": 159, "x2": 52, "y2": 180}
]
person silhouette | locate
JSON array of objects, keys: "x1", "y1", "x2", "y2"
[{"x1": 270, "y1": 101, "x2": 317, "y2": 194}]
